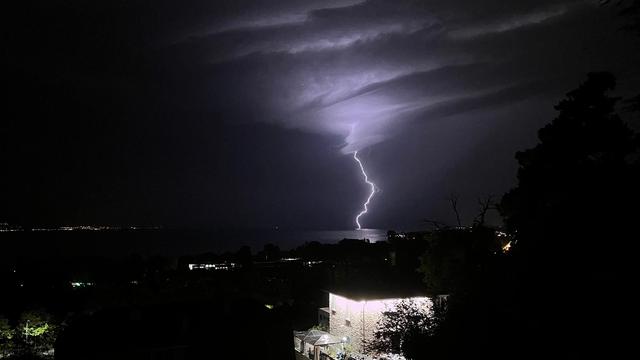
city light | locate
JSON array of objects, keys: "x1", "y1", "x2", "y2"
[{"x1": 188, "y1": 263, "x2": 238, "y2": 271}]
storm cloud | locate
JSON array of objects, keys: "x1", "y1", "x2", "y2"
[
  {"x1": 4, "y1": 0, "x2": 640, "y2": 229},
  {"x1": 167, "y1": 0, "x2": 638, "y2": 153}
]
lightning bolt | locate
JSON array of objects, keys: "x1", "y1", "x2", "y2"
[{"x1": 353, "y1": 150, "x2": 376, "y2": 230}]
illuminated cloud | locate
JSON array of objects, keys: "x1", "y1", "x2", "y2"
[
  {"x1": 170, "y1": 0, "x2": 618, "y2": 155},
  {"x1": 448, "y1": 5, "x2": 569, "y2": 39},
  {"x1": 212, "y1": 0, "x2": 367, "y2": 34},
  {"x1": 6, "y1": 0, "x2": 639, "y2": 229}
]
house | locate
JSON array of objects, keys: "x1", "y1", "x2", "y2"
[
  {"x1": 327, "y1": 291, "x2": 432, "y2": 354},
  {"x1": 295, "y1": 288, "x2": 436, "y2": 359}
]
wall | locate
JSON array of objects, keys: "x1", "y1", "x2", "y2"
[
  {"x1": 318, "y1": 307, "x2": 330, "y2": 330},
  {"x1": 328, "y1": 293, "x2": 432, "y2": 353}
]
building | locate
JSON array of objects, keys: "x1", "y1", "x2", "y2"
[
  {"x1": 295, "y1": 289, "x2": 435, "y2": 359},
  {"x1": 318, "y1": 307, "x2": 330, "y2": 330},
  {"x1": 327, "y1": 291, "x2": 432, "y2": 353}
]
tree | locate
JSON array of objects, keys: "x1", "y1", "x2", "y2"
[
  {"x1": 365, "y1": 299, "x2": 442, "y2": 359},
  {"x1": 260, "y1": 243, "x2": 281, "y2": 261},
  {"x1": 500, "y1": 72, "x2": 640, "y2": 356},
  {"x1": 308, "y1": 323, "x2": 328, "y2": 332},
  {"x1": 601, "y1": 0, "x2": 640, "y2": 36},
  {"x1": 601, "y1": 1, "x2": 640, "y2": 114},
  {"x1": 418, "y1": 196, "x2": 506, "y2": 296},
  {"x1": 235, "y1": 245, "x2": 253, "y2": 268},
  {"x1": 16, "y1": 310, "x2": 57, "y2": 357},
  {"x1": 501, "y1": 72, "x2": 640, "y2": 267},
  {"x1": 0, "y1": 316, "x2": 16, "y2": 358},
  {"x1": 418, "y1": 227, "x2": 504, "y2": 295}
]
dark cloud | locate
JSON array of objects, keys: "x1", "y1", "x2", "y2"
[{"x1": 3, "y1": 0, "x2": 639, "y2": 230}]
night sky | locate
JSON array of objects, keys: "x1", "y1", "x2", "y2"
[{"x1": 3, "y1": 0, "x2": 640, "y2": 230}]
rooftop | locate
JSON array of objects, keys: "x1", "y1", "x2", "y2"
[
  {"x1": 294, "y1": 330, "x2": 343, "y2": 346},
  {"x1": 327, "y1": 284, "x2": 432, "y2": 301}
]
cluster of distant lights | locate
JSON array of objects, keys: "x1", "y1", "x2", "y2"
[
  {"x1": 15, "y1": 279, "x2": 142, "y2": 289},
  {"x1": 36, "y1": 226, "x2": 121, "y2": 232},
  {"x1": 70, "y1": 281, "x2": 95, "y2": 288},
  {"x1": 0, "y1": 223, "x2": 23, "y2": 232},
  {"x1": 275, "y1": 257, "x2": 324, "y2": 267},
  {"x1": 389, "y1": 229, "x2": 514, "y2": 253},
  {"x1": 304, "y1": 260, "x2": 323, "y2": 267},
  {"x1": 188, "y1": 263, "x2": 239, "y2": 271},
  {"x1": 281, "y1": 257, "x2": 300, "y2": 261},
  {"x1": 188, "y1": 259, "x2": 324, "y2": 270},
  {"x1": 34, "y1": 225, "x2": 161, "y2": 232},
  {"x1": 0, "y1": 223, "x2": 161, "y2": 232}
]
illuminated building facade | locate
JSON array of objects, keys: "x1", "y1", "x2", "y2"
[{"x1": 327, "y1": 292, "x2": 432, "y2": 353}]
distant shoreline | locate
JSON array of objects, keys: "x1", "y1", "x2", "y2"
[{"x1": 0, "y1": 228, "x2": 390, "y2": 260}]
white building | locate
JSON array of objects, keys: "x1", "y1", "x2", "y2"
[
  {"x1": 327, "y1": 291, "x2": 433, "y2": 353},
  {"x1": 295, "y1": 288, "x2": 442, "y2": 359}
]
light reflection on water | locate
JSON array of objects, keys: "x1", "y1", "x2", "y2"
[{"x1": 1, "y1": 228, "x2": 390, "y2": 258}]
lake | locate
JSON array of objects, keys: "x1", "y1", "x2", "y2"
[{"x1": 0, "y1": 228, "x2": 389, "y2": 259}]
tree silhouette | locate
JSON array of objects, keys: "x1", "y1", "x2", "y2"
[
  {"x1": 418, "y1": 226, "x2": 504, "y2": 296},
  {"x1": 412, "y1": 73, "x2": 639, "y2": 359},
  {"x1": 0, "y1": 316, "x2": 15, "y2": 358},
  {"x1": 501, "y1": 72, "x2": 639, "y2": 264},
  {"x1": 365, "y1": 299, "x2": 443, "y2": 360},
  {"x1": 601, "y1": 1, "x2": 640, "y2": 117},
  {"x1": 500, "y1": 72, "x2": 640, "y2": 356}
]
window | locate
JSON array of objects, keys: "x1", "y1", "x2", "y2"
[{"x1": 345, "y1": 319, "x2": 351, "y2": 327}]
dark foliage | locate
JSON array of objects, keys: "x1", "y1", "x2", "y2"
[
  {"x1": 500, "y1": 72, "x2": 640, "y2": 356},
  {"x1": 501, "y1": 71, "x2": 640, "y2": 281},
  {"x1": 409, "y1": 72, "x2": 639, "y2": 359},
  {"x1": 365, "y1": 299, "x2": 445, "y2": 360},
  {"x1": 55, "y1": 298, "x2": 293, "y2": 360},
  {"x1": 418, "y1": 227, "x2": 505, "y2": 296}
]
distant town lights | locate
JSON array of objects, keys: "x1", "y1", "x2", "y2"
[
  {"x1": 70, "y1": 281, "x2": 94, "y2": 288},
  {"x1": 188, "y1": 263, "x2": 238, "y2": 271}
]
